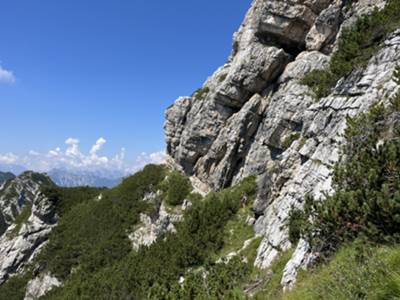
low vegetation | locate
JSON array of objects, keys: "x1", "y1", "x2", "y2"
[
  {"x1": 162, "y1": 171, "x2": 192, "y2": 206},
  {"x1": 282, "y1": 132, "x2": 300, "y2": 150},
  {"x1": 36, "y1": 165, "x2": 166, "y2": 281},
  {"x1": 192, "y1": 86, "x2": 210, "y2": 100},
  {"x1": 294, "y1": 87, "x2": 400, "y2": 258},
  {"x1": 302, "y1": 0, "x2": 400, "y2": 99},
  {"x1": 284, "y1": 242, "x2": 400, "y2": 300},
  {"x1": 7, "y1": 204, "x2": 32, "y2": 238},
  {"x1": 0, "y1": 165, "x2": 257, "y2": 299},
  {"x1": 40, "y1": 176, "x2": 256, "y2": 299}
]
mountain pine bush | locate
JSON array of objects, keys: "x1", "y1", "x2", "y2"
[
  {"x1": 296, "y1": 66, "x2": 400, "y2": 258},
  {"x1": 302, "y1": 0, "x2": 400, "y2": 99}
]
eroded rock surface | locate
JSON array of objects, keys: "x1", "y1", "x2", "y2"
[
  {"x1": 24, "y1": 273, "x2": 61, "y2": 300},
  {"x1": 0, "y1": 172, "x2": 56, "y2": 284},
  {"x1": 129, "y1": 201, "x2": 184, "y2": 251},
  {"x1": 165, "y1": 0, "x2": 399, "y2": 289}
]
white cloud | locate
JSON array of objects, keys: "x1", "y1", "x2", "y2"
[
  {"x1": 65, "y1": 138, "x2": 81, "y2": 157},
  {"x1": 0, "y1": 138, "x2": 165, "y2": 178},
  {"x1": 90, "y1": 137, "x2": 106, "y2": 156},
  {"x1": 48, "y1": 147, "x2": 61, "y2": 157},
  {"x1": 134, "y1": 151, "x2": 166, "y2": 171},
  {"x1": 0, "y1": 65, "x2": 16, "y2": 84},
  {"x1": 0, "y1": 153, "x2": 18, "y2": 164}
]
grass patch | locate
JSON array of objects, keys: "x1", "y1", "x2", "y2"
[
  {"x1": 284, "y1": 242, "x2": 400, "y2": 300},
  {"x1": 217, "y1": 208, "x2": 255, "y2": 259},
  {"x1": 241, "y1": 236, "x2": 263, "y2": 265}
]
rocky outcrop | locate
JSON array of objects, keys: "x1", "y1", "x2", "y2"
[
  {"x1": 129, "y1": 195, "x2": 185, "y2": 251},
  {"x1": 0, "y1": 172, "x2": 57, "y2": 284},
  {"x1": 165, "y1": 0, "x2": 339, "y2": 191},
  {"x1": 0, "y1": 172, "x2": 54, "y2": 236},
  {"x1": 24, "y1": 273, "x2": 61, "y2": 300},
  {"x1": 165, "y1": 0, "x2": 397, "y2": 289}
]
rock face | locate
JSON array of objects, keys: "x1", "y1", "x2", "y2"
[
  {"x1": 165, "y1": 0, "x2": 397, "y2": 288},
  {"x1": 0, "y1": 172, "x2": 57, "y2": 284}
]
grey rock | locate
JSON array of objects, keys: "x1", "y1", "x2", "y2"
[
  {"x1": 306, "y1": 0, "x2": 342, "y2": 51},
  {"x1": 0, "y1": 172, "x2": 57, "y2": 284},
  {"x1": 24, "y1": 273, "x2": 61, "y2": 300},
  {"x1": 129, "y1": 202, "x2": 183, "y2": 251},
  {"x1": 256, "y1": 0, "x2": 331, "y2": 48},
  {"x1": 254, "y1": 29, "x2": 400, "y2": 276},
  {"x1": 165, "y1": 0, "x2": 399, "y2": 290},
  {"x1": 281, "y1": 239, "x2": 316, "y2": 291},
  {"x1": 0, "y1": 172, "x2": 54, "y2": 236},
  {"x1": 194, "y1": 94, "x2": 268, "y2": 189}
]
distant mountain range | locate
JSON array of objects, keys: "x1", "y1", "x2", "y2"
[
  {"x1": 0, "y1": 164, "x2": 26, "y2": 176},
  {"x1": 0, "y1": 168, "x2": 122, "y2": 188},
  {"x1": 46, "y1": 169, "x2": 122, "y2": 188}
]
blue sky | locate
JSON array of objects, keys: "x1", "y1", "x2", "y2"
[{"x1": 0, "y1": 0, "x2": 251, "y2": 173}]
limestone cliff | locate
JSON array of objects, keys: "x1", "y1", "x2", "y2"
[{"x1": 165, "y1": 0, "x2": 399, "y2": 287}]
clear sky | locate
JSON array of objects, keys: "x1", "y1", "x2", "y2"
[{"x1": 0, "y1": 0, "x2": 252, "y2": 174}]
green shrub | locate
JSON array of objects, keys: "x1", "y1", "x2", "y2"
[
  {"x1": 0, "y1": 272, "x2": 31, "y2": 300},
  {"x1": 192, "y1": 86, "x2": 210, "y2": 100},
  {"x1": 42, "y1": 186, "x2": 104, "y2": 217},
  {"x1": 301, "y1": 70, "x2": 336, "y2": 99},
  {"x1": 43, "y1": 177, "x2": 257, "y2": 299},
  {"x1": 36, "y1": 165, "x2": 166, "y2": 280},
  {"x1": 219, "y1": 74, "x2": 227, "y2": 83},
  {"x1": 186, "y1": 192, "x2": 203, "y2": 203},
  {"x1": 282, "y1": 133, "x2": 301, "y2": 150},
  {"x1": 293, "y1": 67, "x2": 400, "y2": 258},
  {"x1": 288, "y1": 206, "x2": 307, "y2": 245},
  {"x1": 162, "y1": 256, "x2": 251, "y2": 300},
  {"x1": 302, "y1": 0, "x2": 400, "y2": 99},
  {"x1": 164, "y1": 171, "x2": 192, "y2": 206}
]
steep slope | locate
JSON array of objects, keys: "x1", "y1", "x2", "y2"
[
  {"x1": 166, "y1": 0, "x2": 400, "y2": 288},
  {"x1": 0, "y1": 172, "x2": 56, "y2": 284},
  {"x1": 1, "y1": 0, "x2": 400, "y2": 298},
  {"x1": 0, "y1": 165, "x2": 259, "y2": 299}
]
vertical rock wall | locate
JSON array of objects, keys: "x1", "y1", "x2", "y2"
[{"x1": 165, "y1": 0, "x2": 398, "y2": 287}]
